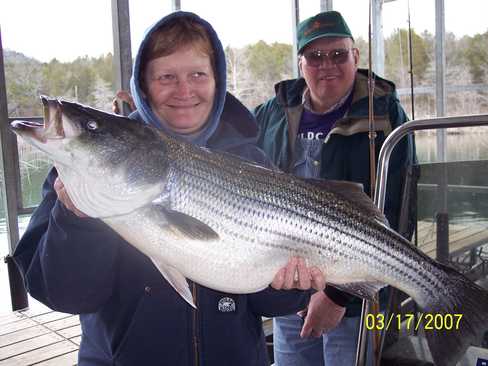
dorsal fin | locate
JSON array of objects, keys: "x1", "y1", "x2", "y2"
[{"x1": 305, "y1": 178, "x2": 389, "y2": 225}]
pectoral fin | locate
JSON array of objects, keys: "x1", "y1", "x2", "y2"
[
  {"x1": 150, "y1": 259, "x2": 196, "y2": 308},
  {"x1": 164, "y1": 209, "x2": 220, "y2": 241}
]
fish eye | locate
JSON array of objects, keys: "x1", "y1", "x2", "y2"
[{"x1": 87, "y1": 120, "x2": 98, "y2": 131}]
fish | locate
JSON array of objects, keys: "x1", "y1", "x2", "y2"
[{"x1": 11, "y1": 96, "x2": 488, "y2": 366}]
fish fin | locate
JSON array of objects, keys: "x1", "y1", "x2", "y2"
[
  {"x1": 305, "y1": 179, "x2": 389, "y2": 225},
  {"x1": 150, "y1": 259, "x2": 196, "y2": 308},
  {"x1": 164, "y1": 209, "x2": 220, "y2": 241},
  {"x1": 421, "y1": 262, "x2": 488, "y2": 366},
  {"x1": 330, "y1": 281, "x2": 386, "y2": 302}
]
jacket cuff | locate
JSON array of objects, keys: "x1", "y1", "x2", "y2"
[{"x1": 324, "y1": 285, "x2": 353, "y2": 307}]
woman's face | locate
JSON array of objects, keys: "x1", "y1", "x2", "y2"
[{"x1": 143, "y1": 46, "x2": 216, "y2": 134}]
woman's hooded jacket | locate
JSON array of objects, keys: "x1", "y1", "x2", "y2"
[{"x1": 13, "y1": 11, "x2": 308, "y2": 366}]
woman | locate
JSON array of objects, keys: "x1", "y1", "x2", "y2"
[{"x1": 14, "y1": 11, "x2": 323, "y2": 366}]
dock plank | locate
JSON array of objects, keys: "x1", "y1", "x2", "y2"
[
  {"x1": 34, "y1": 350, "x2": 78, "y2": 365},
  {"x1": 32, "y1": 312, "x2": 74, "y2": 325},
  {"x1": 0, "y1": 312, "x2": 25, "y2": 326},
  {"x1": 417, "y1": 222, "x2": 488, "y2": 258},
  {"x1": 57, "y1": 325, "x2": 82, "y2": 340},
  {"x1": 44, "y1": 316, "x2": 80, "y2": 332},
  {"x1": 0, "y1": 340, "x2": 78, "y2": 366},
  {"x1": 0, "y1": 333, "x2": 64, "y2": 360},
  {"x1": 0, "y1": 325, "x2": 50, "y2": 348},
  {"x1": 1, "y1": 306, "x2": 80, "y2": 365},
  {"x1": 0, "y1": 318, "x2": 38, "y2": 336}
]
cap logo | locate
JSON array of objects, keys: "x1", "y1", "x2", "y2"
[
  {"x1": 303, "y1": 20, "x2": 336, "y2": 36},
  {"x1": 218, "y1": 297, "x2": 236, "y2": 312}
]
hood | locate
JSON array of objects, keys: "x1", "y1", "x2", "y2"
[{"x1": 130, "y1": 11, "x2": 227, "y2": 147}]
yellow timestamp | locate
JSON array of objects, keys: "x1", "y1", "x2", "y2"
[{"x1": 364, "y1": 313, "x2": 463, "y2": 331}]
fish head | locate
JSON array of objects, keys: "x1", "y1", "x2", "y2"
[{"x1": 11, "y1": 96, "x2": 170, "y2": 218}]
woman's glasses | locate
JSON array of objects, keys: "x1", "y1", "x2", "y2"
[{"x1": 301, "y1": 48, "x2": 354, "y2": 67}]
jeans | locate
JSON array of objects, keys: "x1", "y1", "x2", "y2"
[{"x1": 273, "y1": 314, "x2": 374, "y2": 366}]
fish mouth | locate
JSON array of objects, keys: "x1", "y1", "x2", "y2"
[
  {"x1": 10, "y1": 96, "x2": 66, "y2": 142},
  {"x1": 10, "y1": 119, "x2": 47, "y2": 142}
]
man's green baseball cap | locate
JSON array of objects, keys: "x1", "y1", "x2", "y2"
[{"x1": 297, "y1": 11, "x2": 353, "y2": 53}]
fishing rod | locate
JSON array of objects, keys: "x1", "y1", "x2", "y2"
[
  {"x1": 356, "y1": 1, "x2": 378, "y2": 365},
  {"x1": 368, "y1": 2, "x2": 377, "y2": 197},
  {"x1": 408, "y1": 0, "x2": 415, "y2": 120}
]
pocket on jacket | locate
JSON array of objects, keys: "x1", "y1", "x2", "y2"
[
  {"x1": 114, "y1": 285, "x2": 190, "y2": 365},
  {"x1": 292, "y1": 138, "x2": 323, "y2": 178}
]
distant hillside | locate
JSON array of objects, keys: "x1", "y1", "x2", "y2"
[
  {"x1": 4, "y1": 49, "x2": 41, "y2": 65},
  {"x1": 4, "y1": 49, "x2": 115, "y2": 117}
]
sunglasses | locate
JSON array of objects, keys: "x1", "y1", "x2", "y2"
[{"x1": 301, "y1": 48, "x2": 353, "y2": 67}]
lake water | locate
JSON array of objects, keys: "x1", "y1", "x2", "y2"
[{"x1": 415, "y1": 127, "x2": 488, "y2": 164}]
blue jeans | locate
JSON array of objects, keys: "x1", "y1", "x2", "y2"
[{"x1": 273, "y1": 314, "x2": 374, "y2": 366}]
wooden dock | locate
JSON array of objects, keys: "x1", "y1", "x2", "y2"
[
  {"x1": 416, "y1": 220, "x2": 488, "y2": 258},
  {"x1": 0, "y1": 300, "x2": 274, "y2": 366},
  {"x1": 0, "y1": 302, "x2": 80, "y2": 366}
]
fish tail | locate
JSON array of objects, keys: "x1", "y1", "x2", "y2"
[{"x1": 423, "y1": 263, "x2": 488, "y2": 366}]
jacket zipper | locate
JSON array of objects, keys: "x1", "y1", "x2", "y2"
[{"x1": 192, "y1": 282, "x2": 199, "y2": 366}]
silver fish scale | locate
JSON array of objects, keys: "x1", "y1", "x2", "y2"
[{"x1": 163, "y1": 139, "x2": 449, "y2": 305}]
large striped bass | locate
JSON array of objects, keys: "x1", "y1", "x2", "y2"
[{"x1": 11, "y1": 97, "x2": 488, "y2": 366}]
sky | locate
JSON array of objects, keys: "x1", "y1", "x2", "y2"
[{"x1": 0, "y1": 0, "x2": 487, "y2": 63}]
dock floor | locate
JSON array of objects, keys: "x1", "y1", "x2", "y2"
[
  {"x1": 0, "y1": 302, "x2": 80, "y2": 366},
  {"x1": 0, "y1": 300, "x2": 274, "y2": 365},
  {"x1": 417, "y1": 220, "x2": 488, "y2": 258}
]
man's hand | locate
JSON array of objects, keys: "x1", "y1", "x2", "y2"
[
  {"x1": 271, "y1": 256, "x2": 325, "y2": 291},
  {"x1": 299, "y1": 291, "x2": 346, "y2": 338},
  {"x1": 54, "y1": 177, "x2": 88, "y2": 218}
]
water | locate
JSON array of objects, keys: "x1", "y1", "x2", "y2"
[{"x1": 415, "y1": 127, "x2": 488, "y2": 164}]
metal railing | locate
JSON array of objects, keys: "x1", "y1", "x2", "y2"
[{"x1": 356, "y1": 113, "x2": 488, "y2": 366}]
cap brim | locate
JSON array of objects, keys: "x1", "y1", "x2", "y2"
[{"x1": 299, "y1": 33, "x2": 354, "y2": 53}]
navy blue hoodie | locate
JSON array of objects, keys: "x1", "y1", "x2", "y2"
[{"x1": 14, "y1": 11, "x2": 309, "y2": 366}]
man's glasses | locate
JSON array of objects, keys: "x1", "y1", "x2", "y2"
[{"x1": 301, "y1": 48, "x2": 354, "y2": 67}]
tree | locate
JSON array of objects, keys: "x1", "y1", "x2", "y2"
[
  {"x1": 354, "y1": 36, "x2": 369, "y2": 69},
  {"x1": 384, "y1": 28, "x2": 430, "y2": 87},
  {"x1": 4, "y1": 50, "x2": 43, "y2": 116},
  {"x1": 465, "y1": 31, "x2": 488, "y2": 83},
  {"x1": 91, "y1": 76, "x2": 114, "y2": 112},
  {"x1": 92, "y1": 53, "x2": 114, "y2": 89},
  {"x1": 245, "y1": 41, "x2": 292, "y2": 82},
  {"x1": 41, "y1": 58, "x2": 71, "y2": 98},
  {"x1": 238, "y1": 41, "x2": 293, "y2": 107}
]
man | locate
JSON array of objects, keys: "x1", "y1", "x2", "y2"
[{"x1": 254, "y1": 10, "x2": 416, "y2": 366}]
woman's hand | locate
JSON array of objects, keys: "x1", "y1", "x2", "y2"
[{"x1": 54, "y1": 177, "x2": 88, "y2": 218}]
